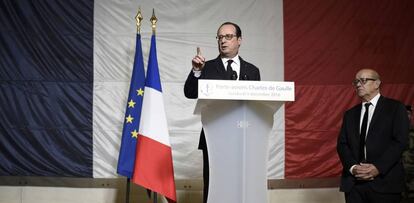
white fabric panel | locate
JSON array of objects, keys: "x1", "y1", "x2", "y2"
[
  {"x1": 268, "y1": 106, "x2": 285, "y2": 178},
  {"x1": 139, "y1": 87, "x2": 171, "y2": 146},
  {"x1": 93, "y1": 0, "x2": 284, "y2": 179}
]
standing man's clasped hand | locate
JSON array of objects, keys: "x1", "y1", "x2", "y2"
[
  {"x1": 352, "y1": 163, "x2": 380, "y2": 181},
  {"x1": 192, "y1": 47, "x2": 205, "y2": 71}
]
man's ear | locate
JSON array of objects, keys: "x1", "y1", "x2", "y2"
[{"x1": 375, "y1": 80, "x2": 381, "y2": 89}]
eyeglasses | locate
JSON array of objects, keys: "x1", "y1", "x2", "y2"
[
  {"x1": 216, "y1": 34, "x2": 237, "y2": 41},
  {"x1": 352, "y1": 78, "x2": 376, "y2": 86}
]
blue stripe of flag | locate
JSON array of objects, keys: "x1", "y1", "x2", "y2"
[{"x1": 145, "y1": 35, "x2": 162, "y2": 92}]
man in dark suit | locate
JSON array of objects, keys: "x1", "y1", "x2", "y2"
[
  {"x1": 184, "y1": 22, "x2": 260, "y2": 203},
  {"x1": 337, "y1": 68, "x2": 409, "y2": 203}
]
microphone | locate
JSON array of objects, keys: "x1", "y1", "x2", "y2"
[
  {"x1": 231, "y1": 71, "x2": 238, "y2": 80},
  {"x1": 242, "y1": 74, "x2": 248, "y2": 80}
]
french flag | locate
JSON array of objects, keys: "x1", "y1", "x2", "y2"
[
  {"x1": 132, "y1": 34, "x2": 176, "y2": 202},
  {"x1": 1, "y1": 0, "x2": 413, "y2": 184}
]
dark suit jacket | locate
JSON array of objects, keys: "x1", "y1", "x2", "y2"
[
  {"x1": 337, "y1": 96, "x2": 409, "y2": 193},
  {"x1": 184, "y1": 56, "x2": 260, "y2": 150}
]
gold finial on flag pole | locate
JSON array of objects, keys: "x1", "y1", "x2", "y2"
[
  {"x1": 135, "y1": 7, "x2": 143, "y2": 34},
  {"x1": 150, "y1": 8, "x2": 157, "y2": 34}
]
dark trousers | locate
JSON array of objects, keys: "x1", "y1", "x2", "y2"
[
  {"x1": 202, "y1": 149, "x2": 209, "y2": 203},
  {"x1": 345, "y1": 182, "x2": 401, "y2": 203}
]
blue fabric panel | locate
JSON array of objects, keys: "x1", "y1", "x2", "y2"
[{"x1": 0, "y1": 0, "x2": 93, "y2": 177}]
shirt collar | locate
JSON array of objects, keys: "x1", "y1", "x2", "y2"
[
  {"x1": 221, "y1": 55, "x2": 240, "y2": 65},
  {"x1": 363, "y1": 93, "x2": 380, "y2": 107}
]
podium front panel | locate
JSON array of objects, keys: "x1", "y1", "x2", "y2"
[{"x1": 200, "y1": 100, "x2": 281, "y2": 203}]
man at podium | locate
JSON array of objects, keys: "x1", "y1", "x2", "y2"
[{"x1": 184, "y1": 21, "x2": 260, "y2": 203}]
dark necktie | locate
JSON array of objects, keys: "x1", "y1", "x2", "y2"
[
  {"x1": 359, "y1": 102, "x2": 371, "y2": 162},
  {"x1": 226, "y1": 60, "x2": 234, "y2": 79}
]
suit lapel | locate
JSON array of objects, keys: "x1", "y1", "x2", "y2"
[
  {"x1": 213, "y1": 56, "x2": 227, "y2": 79},
  {"x1": 354, "y1": 105, "x2": 362, "y2": 139},
  {"x1": 368, "y1": 96, "x2": 384, "y2": 135},
  {"x1": 239, "y1": 56, "x2": 247, "y2": 79}
]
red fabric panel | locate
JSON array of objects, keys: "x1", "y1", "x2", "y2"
[
  {"x1": 133, "y1": 135, "x2": 176, "y2": 201},
  {"x1": 284, "y1": 0, "x2": 414, "y2": 178}
]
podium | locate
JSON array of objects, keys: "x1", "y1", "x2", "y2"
[{"x1": 194, "y1": 80, "x2": 295, "y2": 203}]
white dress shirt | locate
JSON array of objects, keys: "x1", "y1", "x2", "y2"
[
  {"x1": 360, "y1": 93, "x2": 380, "y2": 160},
  {"x1": 221, "y1": 55, "x2": 240, "y2": 80},
  {"x1": 350, "y1": 93, "x2": 381, "y2": 174}
]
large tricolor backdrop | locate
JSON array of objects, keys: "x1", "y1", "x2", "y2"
[{"x1": 1, "y1": 0, "x2": 414, "y2": 180}]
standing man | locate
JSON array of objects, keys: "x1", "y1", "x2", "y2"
[
  {"x1": 184, "y1": 22, "x2": 260, "y2": 203},
  {"x1": 337, "y1": 68, "x2": 409, "y2": 203}
]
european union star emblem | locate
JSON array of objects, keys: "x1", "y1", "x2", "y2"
[{"x1": 117, "y1": 33, "x2": 146, "y2": 178}]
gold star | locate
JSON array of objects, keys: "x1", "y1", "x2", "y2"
[
  {"x1": 131, "y1": 130, "x2": 139, "y2": 138},
  {"x1": 128, "y1": 99, "x2": 136, "y2": 108},
  {"x1": 137, "y1": 88, "x2": 144, "y2": 96},
  {"x1": 125, "y1": 115, "x2": 133, "y2": 123}
]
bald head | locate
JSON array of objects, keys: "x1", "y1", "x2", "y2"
[{"x1": 356, "y1": 69, "x2": 381, "y2": 81}]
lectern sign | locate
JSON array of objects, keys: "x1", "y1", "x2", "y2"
[{"x1": 198, "y1": 79, "x2": 295, "y2": 101}]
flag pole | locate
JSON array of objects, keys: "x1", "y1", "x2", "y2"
[
  {"x1": 150, "y1": 9, "x2": 161, "y2": 203},
  {"x1": 153, "y1": 192, "x2": 158, "y2": 203},
  {"x1": 136, "y1": 7, "x2": 143, "y2": 34},
  {"x1": 150, "y1": 9, "x2": 158, "y2": 203},
  {"x1": 125, "y1": 178, "x2": 130, "y2": 203},
  {"x1": 150, "y1": 8, "x2": 157, "y2": 35}
]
